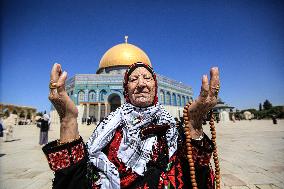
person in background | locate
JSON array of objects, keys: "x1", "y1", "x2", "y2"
[
  {"x1": 0, "y1": 114, "x2": 4, "y2": 138},
  {"x1": 3, "y1": 114, "x2": 17, "y2": 142},
  {"x1": 39, "y1": 113, "x2": 50, "y2": 146},
  {"x1": 272, "y1": 115, "x2": 277, "y2": 125}
]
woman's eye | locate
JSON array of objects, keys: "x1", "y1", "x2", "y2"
[{"x1": 130, "y1": 78, "x2": 137, "y2": 82}]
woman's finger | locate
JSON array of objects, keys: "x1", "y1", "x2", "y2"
[
  {"x1": 209, "y1": 67, "x2": 220, "y2": 97},
  {"x1": 57, "y1": 71, "x2": 67, "y2": 93},
  {"x1": 50, "y1": 63, "x2": 62, "y2": 83},
  {"x1": 199, "y1": 75, "x2": 209, "y2": 99}
]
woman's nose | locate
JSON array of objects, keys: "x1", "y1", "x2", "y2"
[{"x1": 137, "y1": 77, "x2": 147, "y2": 87}]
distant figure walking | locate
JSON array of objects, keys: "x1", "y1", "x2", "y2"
[
  {"x1": 272, "y1": 115, "x2": 277, "y2": 125},
  {"x1": 3, "y1": 114, "x2": 17, "y2": 142},
  {"x1": 0, "y1": 117, "x2": 4, "y2": 138},
  {"x1": 39, "y1": 113, "x2": 50, "y2": 145},
  {"x1": 232, "y1": 114, "x2": 236, "y2": 123},
  {"x1": 87, "y1": 116, "x2": 91, "y2": 125}
]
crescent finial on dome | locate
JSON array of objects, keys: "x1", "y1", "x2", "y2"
[{"x1": 125, "y1": 35, "x2": 128, "y2": 44}]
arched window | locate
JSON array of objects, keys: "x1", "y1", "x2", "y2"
[
  {"x1": 19, "y1": 111, "x2": 25, "y2": 118},
  {"x1": 160, "y1": 90, "x2": 165, "y2": 104},
  {"x1": 27, "y1": 112, "x2": 31, "y2": 119},
  {"x1": 182, "y1": 96, "x2": 186, "y2": 106},
  {"x1": 166, "y1": 92, "x2": 171, "y2": 105},
  {"x1": 100, "y1": 90, "x2": 107, "y2": 101},
  {"x1": 89, "y1": 91, "x2": 96, "y2": 102},
  {"x1": 172, "y1": 93, "x2": 177, "y2": 106},
  {"x1": 78, "y1": 91, "x2": 85, "y2": 102},
  {"x1": 177, "y1": 95, "x2": 181, "y2": 106}
]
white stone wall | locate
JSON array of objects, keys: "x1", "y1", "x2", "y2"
[
  {"x1": 50, "y1": 105, "x2": 85, "y2": 126},
  {"x1": 77, "y1": 105, "x2": 85, "y2": 126},
  {"x1": 163, "y1": 105, "x2": 185, "y2": 119},
  {"x1": 50, "y1": 110, "x2": 60, "y2": 125}
]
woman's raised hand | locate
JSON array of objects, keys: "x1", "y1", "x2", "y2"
[
  {"x1": 48, "y1": 63, "x2": 79, "y2": 142},
  {"x1": 187, "y1": 67, "x2": 220, "y2": 139}
]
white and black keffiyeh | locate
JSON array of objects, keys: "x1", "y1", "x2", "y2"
[{"x1": 87, "y1": 102, "x2": 178, "y2": 189}]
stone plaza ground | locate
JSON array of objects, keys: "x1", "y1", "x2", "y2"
[{"x1": 0, "y1": 120, "x2": 283, "y2": 189}]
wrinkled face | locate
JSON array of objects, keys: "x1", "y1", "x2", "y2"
[{"x1": 127, "y1": 67, "x2": 156, "y2": 107}]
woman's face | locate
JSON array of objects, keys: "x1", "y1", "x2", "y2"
[{"x1": 127, "y1": 67, "x2": 155, "y2": 107}]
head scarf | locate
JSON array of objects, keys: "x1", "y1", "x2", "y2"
[
  {"x1": 43, "y1": 114, "x2": 50, "y2": 121},
  {"x1": 87, "y1": 62, "x2": 178, "y2": 189}
]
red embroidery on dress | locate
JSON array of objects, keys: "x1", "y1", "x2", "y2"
[
  {"x1": 175, "y1": 158, "x2": 184, "y2": 189},
  {"x1": 167, "y1": 155, "x2": 176, "y2": 188},
  {"x1": 191, "y1": 145, "x2": 212, "y2": 166},
  {"x1": 158, "y1": 172, "x2": 169, "y2": 189},
  {"x1": 105, "y1": 128, "x2": 139, "y2": 188},
  {"x1": 48, "y1": 149, "x2": 70, "y2": 171},
  {"x1": 155, "y1": 139, "x2": 171, "y2": 189},
  {"x1": 157, "y1": 154, "x2": 181, "y2": 189},
  {"x1": 143, "y1": 183, "x2": 150, "y2": 189},
  {"x1": 71, "y1": 143, "x2": 85, "y2": 163},
  {"x1": 208, "y1": 167, "x2": 215, "y2": 189}
]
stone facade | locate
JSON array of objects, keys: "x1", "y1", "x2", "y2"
[
  {"x1": 51, "y1": 71, "x2": 193, "y2": 125},
  {"x1": 0, "y1": 103, "x2": 37, "y2": 124}
]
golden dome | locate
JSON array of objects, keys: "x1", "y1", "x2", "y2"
[{"x1": 99, "y1": 41, "x2": 151, "y2": 69}]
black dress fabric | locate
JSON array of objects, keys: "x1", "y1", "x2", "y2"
[{"x1": 40, "y1": 119, "x2": 49, "y2": 132}]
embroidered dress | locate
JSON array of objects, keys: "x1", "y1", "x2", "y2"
[{"x1": 42, "y1": 103, "x2": 214, "y2": 189}]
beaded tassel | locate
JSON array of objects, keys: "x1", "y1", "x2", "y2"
[{"x1": 183, "y1": 103, "x2": 221, "y2": 189}]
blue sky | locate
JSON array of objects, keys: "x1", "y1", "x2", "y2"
[{"x1": 1, "y1": 0, "x2": 284, "y2": 112}]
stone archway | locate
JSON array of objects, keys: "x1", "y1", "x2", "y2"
[
  {"x1": 108, "y1": 93, "x2": 121, "y2": 112},
  {"x1": 12, "y1": 110, "x2": 18, "y2": 115},
  {"x1": 27, "y1": 112, "x2": 31, "y2": 119},
  {"x1": 19, "y1": 111, "x2": 26, "y2": 118}
]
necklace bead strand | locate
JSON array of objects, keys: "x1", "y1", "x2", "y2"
[
  {"x1": 183, "y1": 103, "x2": 221, "y2": 189},
  {"x1": 209, "y1": 111, "x2": 221, "y2": 189},
  {"x1": 183, "y1": 103, "x2": 198, "y2": 189}
]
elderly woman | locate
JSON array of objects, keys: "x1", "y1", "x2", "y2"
[{"x1": 43, "y1": 62, "x2": 220, "y2": 189}]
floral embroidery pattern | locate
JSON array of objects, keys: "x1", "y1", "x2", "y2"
[
  {"x1": 47, "y1": 142, "x2": 85, "y2": 171},
  {"x1": 48, "y1": 149, "x2": 70, "y2": 171},
  {"x1": 71, "y1": 143, "x2": 85, "y2": 163}
]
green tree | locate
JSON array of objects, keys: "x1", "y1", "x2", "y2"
[
  {"x1": 36, "y1": 112, "x2": 43, "y2": 116},
  {"x1": 263, "y1": 100, "x2": 272, "y2": 110},
  {"x1": 268, "y1": 106, "x2": 284, "y2": 118},
  {"x1": 259, "y1": 103, "x2": 262, "y2": 111}
]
